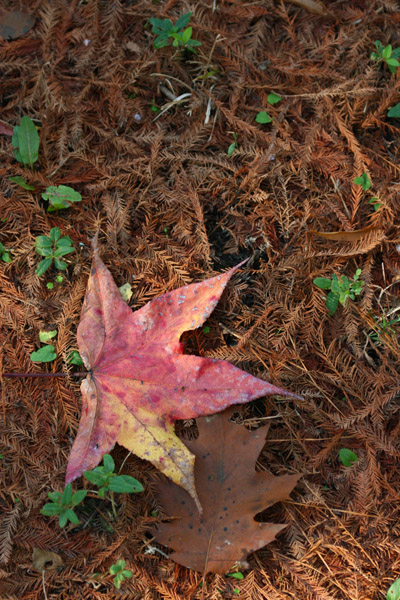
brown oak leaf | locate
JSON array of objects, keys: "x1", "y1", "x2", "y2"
[
  {"x1": 153, "y1": 407, "x2": 300, "y2": 573},
  {"x1": 66, "y1": 239, "x2": 301, "y2": 510}
]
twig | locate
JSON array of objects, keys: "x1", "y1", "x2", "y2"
[{"x1": 2, "y1": 372, "x2": 87, "y2": 378}]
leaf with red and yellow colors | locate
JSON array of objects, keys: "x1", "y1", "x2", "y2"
[{"x1": 66, "y1": 238, "x2": 301, "y2": 510}]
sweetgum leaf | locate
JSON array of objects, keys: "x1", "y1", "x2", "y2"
[
  {"x1": 66, "y1": 238, "x2": 301, "y2": 510},
  {"x1": 153, "y1": 407, "x2": 300, "y2": 573}
]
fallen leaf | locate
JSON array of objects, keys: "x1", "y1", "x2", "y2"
[
  {"x1": 66, "y1": 238, "x2": 301, "y2": 510},
  {"x1": 309, "y1": 223, "x2": 379, "y2": 242},
  {"x1": 0, "y1": 120, "x2": 13, "y2": 136},
  {"x1": 0, "y1": 11, "x2": 35, "y2": 41},
  {"x1": 153, "y1": 407, "x2": 300, "y2": 573},
  {"x1": 283, "y1": 0, "x2": 328, "y2": 15},
  {"x1": 32, "y1": 548, "x2": 64, "y2": 571}
]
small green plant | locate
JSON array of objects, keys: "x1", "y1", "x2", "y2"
[
  {"x1": 84, "y1": 454, "x2": 144, "y2": 499},
  {"x1": 150, "y1": 98, "x2": 161, "y2": 113},
  {"x1": 255, "y1": 110, "x2": 272, "y2": 124},
  {"x1": 313, "y1": 269, "x2": 364, "y2": 315},
  {"x1": 35, "y1": 227, "x2": 75, "y2": 276},
  {"x1": 30, "y1": 344, "x2": 57, "y2": 363},
  {"x1": 109, "y1": 560, "x2": 133, "y2": 589},
  {"x1": 227, "y1": 572, "x2": 245, "y2": 580},
  {"x1": 0, "y1": 242, "x2": 12, "y2": 263},
  {"x1": 68, "y1": 350, "x2": 84, "y2": 366},
  {"x1": 42, "y1": 185, "x2": 82, "y2": 212},
  {"x1": 353, "y1": 172, "x2": 371, "y2": 191},
  {"x1": 119, "y1": 282, "x2": 133, "y2": 302},
  {"x1": 338, "y1": 448, "x2": 358, "y2": 467},
  {"x1": 371, "y1": 40, "x2": 400, "y2": 74},
  {"x1": 367, "y1": 311, "x2": 400, "y2": 346},
  {"x1": 40, "y1": 483, "x2": 87, "y2": 528},
  {"x1": 227, "y1": 133, "x2": 238, "y2": 157},
  {"x1": 267, "y1": 92, "x2": 281, "y2": 104},
  {"x1": 39, "y1": 330, "x2": 57, "y2": 343},
  {"x1": 9, "y1": 175, "x2": 35, "y2": 190},
  {"x1": 387, "y1": 578, "x2": 400, "y2": 600},
  {"x1": 149, "y1": 12, "x2": 201, "y2": 51},
  {"x1": 12, "y1": 116, "x2": 39, "y2": 168}
]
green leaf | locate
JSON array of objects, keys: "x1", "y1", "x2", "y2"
[
  {"x1": 72, "y1": 489, "x2": 87, "y2": 506},
  {"x1": 203, "y1": 325, "x2": 210, "y2": 334},
  {"x1": 103, "y1": 454, "x2": 115, "y2": 473},
  {"x1": 84, "y1": 469, "x2": 108, "y2": 487},
  {"x1": 53, "y1": 246, "x2": 75, "y2": 257},
  {"x1": 114, "y1": 576, "x2": 122, "y2": 589},
  {"x1": 1, "y1": 251, "x2": 12, "y2": 263},
  {"x1": 30, "y1": 344, "x2": 57, "y2": 362},
  {"x1": 9, "y1": 176, "x2": 35, "y2": 190},
  {"x1": 387, "y1": 578, "x2": 400, "y2": 600},
  {"x1": 36, "y1": 257, "x2": 53, "y2": 276},
  {"x1": 42, "y1": 185, "x2": 82, "y2": 211},
  {"x1": 338, "y1": 448, "x2": 358, "y2": 467},
  {"x1": 48, "y1": 491, "x2": 62, "y2": 503},
  {"x1": 17, "y1": 116, "x2": 39, "y2": 167},
  {"x1": 68, "y1": 350, "x2": 84, "y2": 366},
  {"x1": 353, "y1": 172, "x2": 371, "y2": 191},
  {"x1": 181, "y1": 26, "x2": 192, "y2": 44},
  {"x1": 387, "y1": 103, "x2": 400, "y2": 118},
  {"x1": 54, "y1": 258, "x2": 67, "y2": 270},
  {"x1": 122, "y1": 570, "x2": 132, "y2": 578},
  {"x1": 65, "y1": 508, "x2": 80, "y2": 524},
  {"x1": 119, "y1": 282, "x2": 133, "y2": 302},
  {"x1": 326, "y1": 292, "x2": 339, "y2": 315},
  {"x1": 39, "y1": 330, "x2": 57, "y2": 343},
  {"x1": 110, "y1": 560, "x2": 125, "y2": 574},
  {"x1": 386, "y1": 57, "x2": 400, "y2": 67},
  {"x1": 227, "y1": 142, "x2": 236, "y2": 157},
  {"x1": 55, "y1": 274, "x2": 64, "y2": 282},
  {"x1": 109, "y1": 475, "x2": 144, "y2": 494},
  {"x1": 267, "y1": 93, "x2": 281, "y2": 104},
  {"x1": 175, "y1": 12, "x2": 192, "y2": 31},
  {"x1": 330, "y1": 274, "x2": 340, "y2": 295},
  {"x1": 313, "y1": 277, "x2": 332, "y2": 290},
  {"x1": 354, "y1": 268, "x2": 361, "y2": 280},
  {"x1": 56, "y1": 236, "x2": 74, "y2": 247},
  {"x1": 255, "y1": 111, "x2": 272, "y2": 124},
  {"x1": 49, "y1": 227, "x2": 61, "y2": 242},
  {"x1": 382, "y1": 44, "x2": 392, "y2": 59},
  {"x1": 227, "y1": 572, "x2": 245, "y2": 580},
  {"x1": 59, "y1": 511, "x2": 68, "y2": 528},
  {"x1": 35, "y1": 236, "x2": 52, "y2": 249},
  {"x1": 41, "y1": 503, "x2": 61, "y2": 516},
  {"x1": 62, "y1": 483, "x2": 73, "y2": 506}
]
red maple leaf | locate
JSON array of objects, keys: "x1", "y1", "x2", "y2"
[{"x1": 66, "y1": 240, "x2": 301, "y2": 509}]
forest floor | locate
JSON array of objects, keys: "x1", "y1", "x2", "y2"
[{"x1": 1, "y1": 0, "x2": 400, "y2": 598}]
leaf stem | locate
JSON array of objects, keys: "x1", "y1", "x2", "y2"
[{"x1": 2, "y1": 372, "x2": 87, "y2": 378}]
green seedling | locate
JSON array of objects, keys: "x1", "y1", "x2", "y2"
[
  {"x1": 39, "y1": 330, "x2": 57, "y2": 343},
  {"x1": 109, "y1": 560, "x2": 133, "y2": 589},
  {"x1": 203, "y1": 325, "x2": 210, "y2": 334},
  {"x1": 119, "y1": 282, "x2": 133, "y2": 302},
  {"x1": 68, "y1": 350, "x2": 84, "y2": 366},
  {"x1": 30, "y1": 344, "x2": 57, "y2": 363},
  {"x1": 9, "y1": 175, "x2": 35, "y2": 190},
  {"x1": 353, "y1": 172, "x2": 371, "y2": 191},
  {"x1": 338, "y1": 448, "x2": 358, "y2": 467},
  {"x1": 387, "y1": 578, "x2": 400, "y2": 600},
  {"x1": 12, "y1": 116, "x2": 39, "y2": 168},
  {"x1": 149, "y1": 12, "x2": 201, "y2": 51},
  {"x1": 41, "y1": 483, "x2": 87, "y2": 528},
  {"x1": 369, "y1": 196, "x2": 382, "y2": 211},
  {"x1": 313, "y1": 269, "x2": 364, "y2": 315},
  {"x1": 0, "y1": 242, "x2": 12, "y2": 263},
  {"x1": 371, "y1": 40, "x2": 400, "y2": 74},
  {"x1": 227, "y1": 133, "x2": 238, "y2": 157},
  {"x1": 227, "y1": 572, "x2": 245, "y2": 580},
  {"x1": 35, "y1": 227, "x2": 75, "y2": 276},
  {"x1": 368, "y1": 312, "x2": 400, "y2": 346},
  {"x1": 150, "y1": 99, "x2": 161, "y2": 113},
  {"x1": 255, "y1": 111, "x2": 272, "y2": 124},
  {"x1": 42, "y1": 185, "x2": 82, "y2": 212},
  {"x1": 84, "y1": 454, "x2": 144, "y2": 499},
  {"x1": 267, "y1": 93, "x2": 281, "y2": 104}
]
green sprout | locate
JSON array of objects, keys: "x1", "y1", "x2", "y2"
[
  {"x1": 84, "y1": 454, "x2": 143, "y2": 499},
  {"x1": 40, "y1": 483, "x2": 87, "y2": 528},
  {"x1": 149, "y1": 12, "x2": 201, "y2": 51},
  {"x1": 12, "y1": 116, "x2": 39, "y2": 168},
  {"x1": 371, "y1": 40, "x2": 400, "y2": 74},
  {"x1": 353, "y1": 172, "x2": 371, "y2": 191},
  {"x1": 30, "y1": 345, "x2": 57, "y2": 363},
  {"x1": 35, "y1": 227, "x2": 75, "y2": 276},
  {"x1": 227, "y1": 133, "x2": 238, "y2": 157},
  {"x1": 42, "y1": 185, "x2": 82, "y2": 212},
  {"x1": 0, "y1": 242, "x2": 12, "y2": 263},
  {"x1": 313, "y1": 269, "x2": 364, "y2": 315},
  {"x1": 68, "y1": 350, "x2": 84, "y2": 366},
  {"x1": 109, "y1": 560, "x2": 133, "y2": 589},
  {"x1": 255, "y1": 111, "x2": 272, "y2": 124},
  {"x1": 338, "y1": 448, "x2": 358, "y2": 467}
]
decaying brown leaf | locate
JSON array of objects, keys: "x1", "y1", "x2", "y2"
[
  {"x1": 284, "y1": 0, "x2": 328, "y2": 16},
  {"x1": 0, "y1": 11, "x2": 35, "y2": 41},
  {"x1": 153, "y1": 407, "x2": 300, "y2": 574},
  {"x1": 32, "y1": 548, "x2": 64, "y2": 571},
  {"x1": 309, "y1": 223, "x2": 380, "y2": 242},
  {"x1": 0, "y1": 120, "x2": 13, "y2": 136}
]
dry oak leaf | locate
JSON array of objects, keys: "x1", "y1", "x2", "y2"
[
  {"x1": 66, "y1": 240, "x2": 301, "y2": 510},
  {"x1": 153, "y1": 407, "x2": 300, "y2": 574}
]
